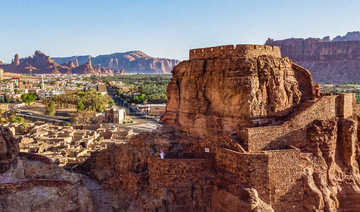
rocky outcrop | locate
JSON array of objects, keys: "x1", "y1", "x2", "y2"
[
  {"x1": 332, "y1": 31, "x2": 360, "y2": 42},
  {"x1": 52, "y1": 51, "x2": 180, "y2": 74},
  {"x1": 161, "y1": 45, "x2": 315, "y2": 138},
  {"x1": 265, "y1": 32, "x2": 360, "y2": 83},
  {"x1": 0, "y1": 126, "x2": 94, "y2": 211},
  {"x1": 0, "y1": 51, "x2": 70, "y2": 74},
  {"x1": 116, "y1": 68, "x2": 126, "y2": 74},
  {"x1": 0, "y1": 127, "x2": 19, "y2": 173}
]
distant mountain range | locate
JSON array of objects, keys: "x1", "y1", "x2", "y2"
[
  {"x1": 265, "y1": 31, "x2": 360, "y2": 84},
  {"x1": 52, "y1": 51, "x2": 180, "y2": 74},
  {"x1": 0, "y1": 50, "x2": 180, "y2": 75}
]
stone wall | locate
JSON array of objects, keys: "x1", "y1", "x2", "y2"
[
  {"x1": 214, "y1": 147, "x2": 303, "y2": 210},
  {"x1": 104, "y1": 171, "x2": 148, "y2": 197},
  {"x1": 240, "y1": 95, "x2": 337, "y2": 152},
  {"x1": 148, "y1": 156, "x2": 213, "y2": 188},
  {"x1": 214, "y1": 147, "x2": 270, "y2": 203},
  {"x1": 267, "y1": 149, "x2": 303, "y2": 211},
  {"x1": 189, "y1": 45, "x2": 281, "y2": 60},
  {"x1": 336, "y1": 93, "x2": 355, "y2": 118}
]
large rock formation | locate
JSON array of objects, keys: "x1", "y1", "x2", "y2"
[
  {"x1": 0, "y1": 51, "x2": 70, "y2": 74},
  {"x1": 0, "y1": 126, "x2": 94, "y2": 211},
  {"x1": 161, "y1": 45, "x2": 318, "y2": 138},
  {"x1": 52, "y1": 51, "x2": 180, "y2": 74},
  {"x1": 84, "y1": 44, "x2": 360, "y2": 211},
  {"x1": 265, "y1": 32, "x2": 360, "y2": 83}
]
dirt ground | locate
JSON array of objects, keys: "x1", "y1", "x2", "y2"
[{"x1": 19, "y1": 101, "x2": 76, "y2": 116}]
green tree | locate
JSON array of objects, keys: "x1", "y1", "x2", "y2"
[
  {"x1": 0, "y1": 98, "x2": 3, "y2": 103},
  {"x1": 14, "y1": 89, "x2": 20, "y2": 94},
  {"x1": 59, "y1": 122, "x2": 70, "y2": 126},
  {"x1": 109, "y1": 99, "x2": 114, "y2": 106},
  {"x1": 77, "y1": 101, "x2": 85, "y2": 112},
  {"x1": 5, "y1": 98, "x2": 10, "y2": 103},
  {"x1": 46, "y1": 101, "x2": 56, "y2": 116},
  {"x1": 21, "y1": 94, "x2": 36, "y2": 105},
  {"x1": 10, "y1": 115, "x2": 25, "y2": 123}
]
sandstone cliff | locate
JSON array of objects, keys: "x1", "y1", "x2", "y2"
[
  {"x1": 0, "y1": 126, "x2": 94, "y2": 211},
  {"x1": 52, "y1": 51, "x2": 180, "y2": 74},
  {"x1": 265, "y1": 32, "x2": 360, "y2": 83}
]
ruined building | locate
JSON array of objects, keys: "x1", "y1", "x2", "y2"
[{"x1": 86, "y1": 44, "x2": 360, "y2": 211}]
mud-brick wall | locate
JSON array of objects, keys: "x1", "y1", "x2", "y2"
[
  {"x1": 241, "y1": 95, "x2": 336, "y2": 152},
  {"x1": 266, "y1": 149, "x2": 303, "y2": 212},
  {"x1": 118, "y1": 171, "x2": 147, "y2": 197},
  {"x1": 336, "y1": 93, "x2": 355, "y2": 118},
  {"x1": 148, "y1": 156, "x2": 213, "y2": 188},
  {"x1": 189, "y1": 45, "x2": 280, "y2": 60},
  {"x1": 214, "y1": 147, "x2": 271, "y2": 203}
]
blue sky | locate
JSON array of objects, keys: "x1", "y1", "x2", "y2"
[{"x1": 0, "y1": 0, "x2": 359, "y2": 63}]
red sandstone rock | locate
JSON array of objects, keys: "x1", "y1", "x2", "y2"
[
  {"x1": 265, "y1": 37, "x2": 360, "y2": 83},
  {"x1": 0, "y1": 126, "x2": 19, "y2": 173},
  {"x1": 161, "y1": 45, "x2": 315, "y2": 138}
]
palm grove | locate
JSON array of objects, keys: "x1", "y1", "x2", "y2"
[{"x1": 43, "y1": 87, "x2": 114, "y2": 115}]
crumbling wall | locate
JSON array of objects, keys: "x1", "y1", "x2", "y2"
[{"x1": 189, "y1": 45, "x2": 281, "y2": 60}]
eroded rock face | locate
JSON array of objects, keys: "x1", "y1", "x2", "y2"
[
  {"x1": 0, "y1": 127, "x2": 19, "y2": 173},
  {"x1": 302, "y1": 117, "x2": 360, "y2": 211},
  {"x1": 265, "y1": 35, "x2": 360, "y2": 83},
  {"x1": 161, "y1": 45, "x2": 311, "y2": 138}
]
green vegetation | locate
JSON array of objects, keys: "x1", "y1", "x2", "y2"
[
  {"x1": 59, "y1": 122, "x2": 71, "y2": 126},
  {"x1": 46, "y1": 101, "x2": 56, "y2": 116},
  {"x1": 5, "y1": 98, "x2": 10, "y2": 103},
  {"x1": 14, "y1": 89, "x2": 20, "y2": 94},
  {"x1": 53, "y1": 87, "x2": 113, "y2": 112},
  {"x1": 123, "y1": 121, "x2": 126, "y2": 124},
  {"x1": 10, "y1": 115, "x2": 25, "y2": 123},
  {"x1": 321, "y1": 82, "x2": 360, "y2": 103},
  {"x1": 103, "y1": 74, "x2": 171, "y2": 104},
  {"x1": 101, "y1": 74, "x2": 171, "y2": 85},
  {"x1": 77, "y1": 101, "x2": 86, "y2": 111},
  {"x1": 21, "y1": 94, "x2": 36, "y2": 105},
  {"x1": 0, "y1": 98, "x2": 3, "y2": 103}
]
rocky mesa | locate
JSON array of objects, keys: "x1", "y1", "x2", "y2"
[
  {"x1": 265, "y1": 31, "x2": 360, "y2": 84},
  {"x1": 84, "y1": 44, "x2": 360, "y2": 211}
]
